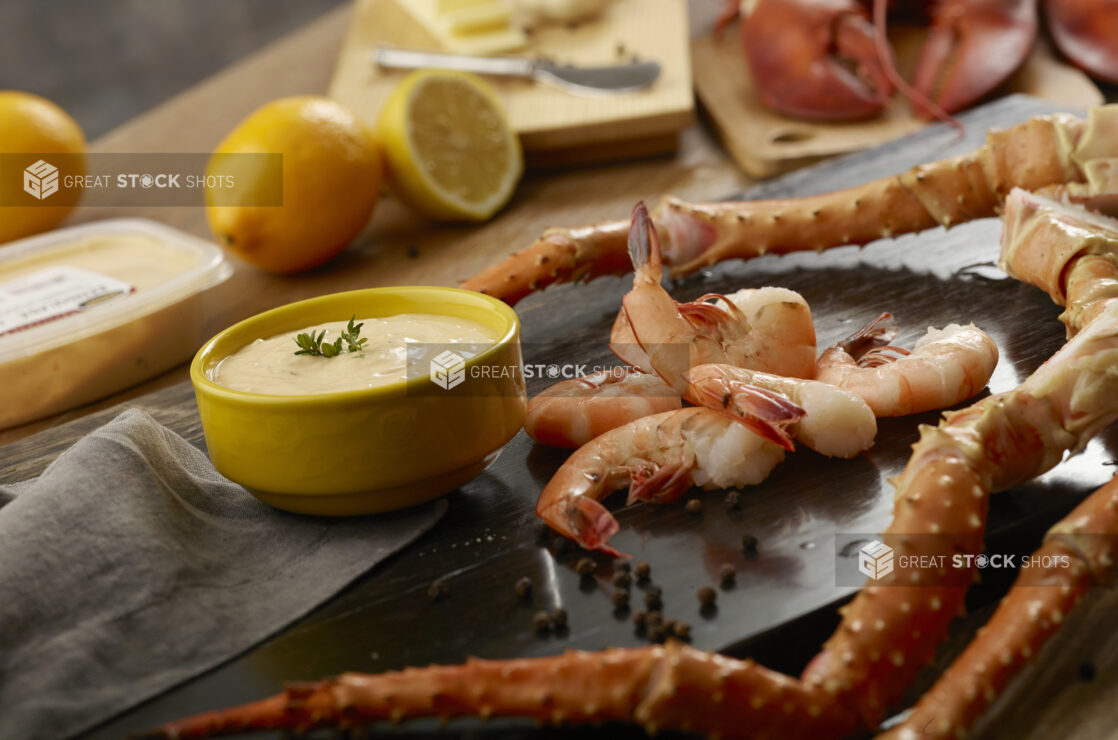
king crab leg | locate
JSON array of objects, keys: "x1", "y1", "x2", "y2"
[
  {"x1": 879, "y1": 472, "x2": 1118, "y2": 740},
  {"x1": 461, "y1": 108, "x2": 1116, "y2": 306}
]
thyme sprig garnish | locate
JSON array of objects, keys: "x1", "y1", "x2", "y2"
[{"x1": 293, "y1": 316, "x2": 367, "y2": 358}]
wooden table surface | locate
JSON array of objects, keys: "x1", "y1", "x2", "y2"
[
  {"x1": 0, "y1": 2, "x2": 748, "y2": 447},
  {"x1": 4, "y1": 4, "x2": 1118, "y2": 740}
]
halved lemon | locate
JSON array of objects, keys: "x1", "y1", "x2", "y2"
[{"x1": 376, "y1": 70, "x2": 523, "y2": 222}]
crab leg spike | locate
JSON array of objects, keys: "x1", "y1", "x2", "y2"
[{"x1": 880, "y1": 474, "x2": 1118, "y2": 740}]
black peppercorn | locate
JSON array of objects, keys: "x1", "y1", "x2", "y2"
[
  {"x1": 427, "y1": 580, "x2": 448, "y2": 600},
  {"x1": 575, "y1": 558, "x2": 596, "y2": 577},
  {"x1": 719, "y1": 563, "x2": 736, "y2": 586}
]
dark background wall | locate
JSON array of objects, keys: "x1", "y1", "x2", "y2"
[{"x1": 0, "y1": 0, "x2": 346, "y2": 140}]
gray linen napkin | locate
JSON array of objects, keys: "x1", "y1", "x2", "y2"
[{"x1": 0, "y1": 408, "x2": 447, "y2": 740}]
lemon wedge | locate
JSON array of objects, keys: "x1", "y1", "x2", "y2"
[{"x1": 377, "y1": 70, "x2": 523, "y2": 222}]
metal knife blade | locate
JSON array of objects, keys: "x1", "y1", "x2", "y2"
[
  {"x1": 372, "y1": 46, "x2": 660, "y2": 97},
  {"x1": 531, "y1": 60, "x2": 661, "y2": 96}
]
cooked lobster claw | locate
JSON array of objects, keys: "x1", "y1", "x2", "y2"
[
  {"x1": 741, "y1": 0, "x2": 894, "y2": 121},
  {"x1": 1044, "y1": 0, "x2": 1118, "y2": 85},
  {"x1": 911, "y1": 0, "x2": 1037, "y2": 117}
]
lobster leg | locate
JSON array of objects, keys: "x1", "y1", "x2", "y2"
[
  {"x1": 462, "y1": 109, "x2": 1097, "y2": 306},
  {"x1": 879, "y1": 473, "x2": 1118, "y2": 740},
  {"x1": 136, "y1": 643, "x2": 859, "y2": 740},
  {"x1": 910, "y1": 0, "x2": 1037, "y2": 117}
]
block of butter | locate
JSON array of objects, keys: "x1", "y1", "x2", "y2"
[
  {"x1": 0, "y1": 219, "x2": 232, "y2": 430},
  {"x1": 400, "y1": 0, "x2": 528, "y2": 55}
]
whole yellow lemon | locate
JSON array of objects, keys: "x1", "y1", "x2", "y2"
[
  {"x1": 205, "y1": 96, "x2": 383, "y2": 273},
  {"x1": 0, "y1": 91, "x2": 86, "y2": 244}
]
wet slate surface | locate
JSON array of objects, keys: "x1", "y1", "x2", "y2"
[{"x1": 4, "y1": 96, "x2": 1116, "y2": 739}]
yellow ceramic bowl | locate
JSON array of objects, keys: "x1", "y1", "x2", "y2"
[{"x1": 190, "y1": 287, "x2": 525, "y2": 516}]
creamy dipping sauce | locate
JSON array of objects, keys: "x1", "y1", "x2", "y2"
[{"x1": 211, "y1": 313, "x2": 500, "y2": 395}]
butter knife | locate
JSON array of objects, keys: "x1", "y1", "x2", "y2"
[{"x1": 371, "y1": 46, "x2": 660, "y2": 97}]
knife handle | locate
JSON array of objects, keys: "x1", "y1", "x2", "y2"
[{"x1": 372, "y1": 47, "x2": 535, "y2": 79}]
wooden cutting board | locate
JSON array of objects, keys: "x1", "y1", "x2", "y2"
[
  {"x1": 329, "y1": 0, "x2": 695, "y2": 167},
  {"x1": 693, "y1": 26, "x2": 1104, "y2": 179}
]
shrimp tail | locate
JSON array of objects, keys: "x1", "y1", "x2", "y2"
[
  {"x1": 687, "y1": 376, "x2": 804, "y2": 452},
  {"x1": 628, "y1": 462, "x2": 692, "y2": 504},
  {"x1": 537, "y1": 493, "x2": 623, "y2": 557},
  {"x1": 628, "y1": 200, "x2": 660, "y2": 279},
  {"x1": 835, "y1": 311, "x2": 899, "y2": 357},
  {"x1": 677, "y1": 296, "x2": 750, "y2": 333}
]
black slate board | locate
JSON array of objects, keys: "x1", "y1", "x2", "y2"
[{"x1": 4, "y1": 95, "x2": 1116, "y2": 739}]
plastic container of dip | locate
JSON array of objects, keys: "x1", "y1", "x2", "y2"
[{"x1": 0, "y1": 218, "x2": 232, "y2": 430}]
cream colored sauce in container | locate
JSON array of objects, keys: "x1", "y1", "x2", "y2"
[
  {"x1": 0, "y1": 218, "x2": 231, "y2": 431},
  {"x1": 1, "y1": 232, "x2": 201, "y2": 291},
  {"x1": 212, "y1": 313, "x2": 499, "y2": 395}
]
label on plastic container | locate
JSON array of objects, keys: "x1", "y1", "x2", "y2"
[{"x1": 0, "y1": 266, "x2": 135, "y2": 336}]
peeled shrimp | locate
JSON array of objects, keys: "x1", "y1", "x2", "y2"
[
  {"x1": 815, "y1": 313, "x2": 999, "y2": 417},
  {"x1": 608, "y1": 202, "x2": 816, "y2": 397},
  {"x1": 535, "y1": 407, "x2": 790, "y2": 555},
  {"x1": 687, "y1": 364, "x2": 877, "y2": 458},
  {"x1": 524, "y1": 367, "x2": 682, "y2": 449}
]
